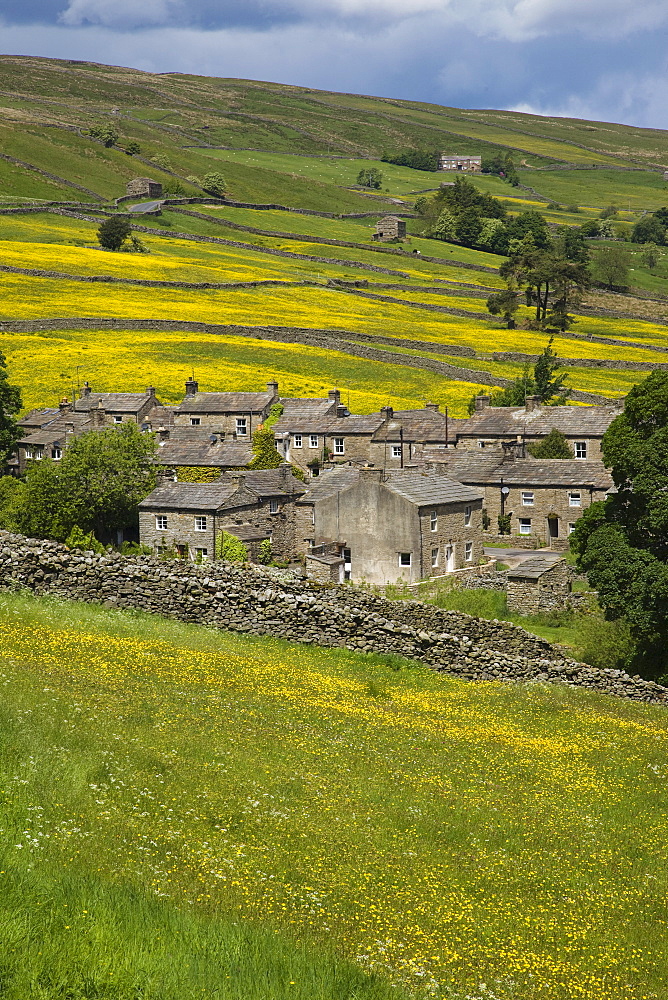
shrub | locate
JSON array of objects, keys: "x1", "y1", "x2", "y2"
[
  {"x1": 216, "y1": 531, "x2": 248, "y2": 563},
  {"x1": 202, "y1": 172, "x2": 227, "y2": 197},
  {"x1": 65, "y1": 525, "x2": 105, "y2": 554}
]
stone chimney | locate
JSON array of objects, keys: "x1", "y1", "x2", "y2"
[
  {"x1": 380, "y1": 405, "x2": 394, "y2": 421},
  {"x1": 146, "y1": 386, "x2": 156, "y2": 398},
  {"x1": 424, "y1": 402, "x2": 440, "y2": 412},
  {"x1": 80, "y1": 381, "x2": 92, "y2": 398},
  {"x1": 474, "y1": 394, "x2": 491, "y2": 412},
  {"x1": 359, "y1": 467, "x2": 384, "y2": 482},
  {"x1": 328, "y1": 389, "x2": 341, "y2": 405},
  {"x1": 91, "y1": 402, "x2": 106, "y2": 428},
  {"x1": 185, "y1": 377, "x2": 199, "y2": 397},
  {"x1": 278, "y1": 462, "x2": 292, "y2": 484},
  {"x1": 525, "y1": 395, "x2": 542, "y2": 412},
  {"x1": 59, "y1": 397, "x2": 72, "y2": 412},
  {"x1": 266, "y1": 380, "x2": 279, "y2": 398},
  {"x1": 230, "y1": 472, "x2": 246, "y2": 491},
  {"x1": 65, "y1": 422, "x2": 75, "y2": 441},
  {"x1": 157, "y1": 426, "x2": 170, "y2": 442},
  {"x1": 336, "y1": 404, "x2": 347, "y2": 418}
]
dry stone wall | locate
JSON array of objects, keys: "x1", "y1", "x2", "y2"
[{"x1": 0, "y1": 531, "x2": 665, "y2": 705}]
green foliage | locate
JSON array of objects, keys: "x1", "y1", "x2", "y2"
[
  {"x1": 528, "y1": 427, "x2": 574, "y2": 459},
  {"x1": 14, "y1": 423, "x2": 157, "y2": 543},
  {"x1": 258, "y1": 538, "x2": 273, "y2": 565},
  {"x1": 381, "y1": 149, "x2": 438, "y2": 171},
  {"x1": 600, "y1": 204, "x2": 618, "y2": 219},
  {"x1": 0, "y1": 474, "x2": 25, "y2": 530},
  {"x1": 570, "y1": 371, "x2": 668, "y2": 678},
  {"x1": 356, "y1": 167, "x2": 383, "y2": 188},
  {"x1": 639, "y1": 242, "x2": 662, "y2": 269},
  {"x1": 216, "y1": 530, "x2": 248, "y2": 562},
  {"x1": 430, "y1": 208, "x2": 458, "y2": 241},
  {"x1": 176, "y1": 465, "x2": 220, "y2": 483},
  {"x1": 127, "y1": 234, "x2": 149, "y2": 253},
  {"x1": 498, "y1": 513, "x2": 511, "y2": 534},
  {"x1": 124, "y1": 139, "x2": 141, "y2": 155},
  {"x1": 631, "y1": 214, "x2": 666, "y2": 245},
  {"x1": 64, "y1": 524, "x2": 106, "y2": 554},
  {"x1": 572, "y1": 614, "x2": 635, "y2": 671},
  {"x1": 481, "y1": 507, "x2": 491, "y2": 530},
  {"x1": 533, "y1": 336, "x2": 570, "y2": 402},
  {"x1": 481, "y1": 151, "x2": 519, "y2": 184},
  {"x1": 96, "y1": 215, "x2": 132, "y2": 251},
  {"x1": 88, "y1": 124, "x2": 119, "y2": 147},
  {"x1": 0, "y1": 350, "x2": 22, "y2": 467},
  {"x1": 202, "y1": 171, "x2": 227, "y2": 197},
  {"x1": 248, "y1": 425, "x2": 283, "y2": 470},
  {"x1": 486, "y1": 282, "x2": 519, "y2": 328},
  {"x1": 593, "y1": 245, "x2": 631, "y2": 288}
]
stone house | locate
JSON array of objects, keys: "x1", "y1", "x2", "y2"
[
  {"x1": 138, "y1": 465, "x2": 305, "y2": 563},
  {"x1": 126, "y1": 178, "x2": 163, "y2": 198},
  {"x1": 372, "y1": 216, "x2": 407, "y2": 241},
  {"x1": 296, "y1": 466, "x2": 484, "y2": 585},
  {"x1": 173, "y1": 379, "x2": 279, "y2": 440},
  {"x1": 506, "y1": 556, "x2": 573, "y2": 614},
  {"x1": 455, "y1": 394, "x2": 622, "y2": 461},
  {"x1": 424, "y1": 451, "x2": 613, "y2": 546},
  {"x1": 73, "y1": 383, "x2": 165, "y2": 425},
  {"x1": 438, "y1": 155, "x2": 481, "y2": 172},
  {"x1": 154, "y1": 427, "x2": 254, "y2": 481}
]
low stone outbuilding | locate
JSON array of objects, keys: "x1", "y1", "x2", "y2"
[
  {"x1": 126, "y1": 178, "x2": 163, "y2": 198},
  {"x1": 373, "y1": 216, "x2": 407, "y2": 241},
  {"x1": 506, "y1": 556, "x2": 573, "y2": 614}
]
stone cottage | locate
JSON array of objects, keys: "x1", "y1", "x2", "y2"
[
  {"x1": 173, "y1": 379, "x2": 279, "y2": 439},
  {"x1": 373, "y1": 216, "x2": 407, "y2": 241},
  {"x1": 506, "y1": 556, "x2": 573, "y2": 614},
  {"x1": 296, "y1": 466, "x2": 484, "y2": 585},
  {"x1": 138, "y1": 465, "x2": 305, "y2": 563},
  {"x1": 126, "y1": 178, "x2": 163, "y2": 198}
]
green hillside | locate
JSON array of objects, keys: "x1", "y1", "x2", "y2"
[{"x1": 2, "y1": 590, "x2": 668, "y2": 1000}]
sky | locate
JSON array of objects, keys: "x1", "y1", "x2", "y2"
[{"x1": 1, "y1": 0, "x2": 668, "y2": 128}]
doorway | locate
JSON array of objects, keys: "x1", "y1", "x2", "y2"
[
  {"x1": 547, "y1": 517, "x2": 559, "y2": 544},
  {"x1": 445, "y1": 544, "x2": 455, "y2": 572}
]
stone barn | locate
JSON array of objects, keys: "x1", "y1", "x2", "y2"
[
  {"x1": 506, "y1": 556, "x2": 573, "y2": 614},
  {"x1": 373, "y1": 216, "x2": 407, "y2": 241},
  {"x1": 126, "y1": 178, "x2": 163, "y2": 198}
]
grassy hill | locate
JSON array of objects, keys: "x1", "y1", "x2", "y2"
[{"x1": 2, "y1": 589, "x2": 668, "y2": 1000}]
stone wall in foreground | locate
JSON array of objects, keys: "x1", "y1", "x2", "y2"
[{"x1": 0, "y1": 531, "x2": 665, "y2": 705}]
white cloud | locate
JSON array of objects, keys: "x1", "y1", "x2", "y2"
[{"x1": 58, "y1": 0, "x2": 183, "y2": 29}]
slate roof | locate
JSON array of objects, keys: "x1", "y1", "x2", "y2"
[
  {"x1": 372, "y1": 413, "x2": 450, "y2": 444},
  {"x1": 18, "y1": 412, "x2": 92, "y2": 447},
  {"x1": 241, "y1": 469, "x2": 305, "y2": 497},
  {"x1": 298, "y1": 466, "x2": 361, "y2": 503},
  {"x1": 139, "y1": 483, "x2": 237, "y2": 511},
  {"x1": 457, "y1": 404, "x2": 621, "y2": 438},
  {"x1": 431, "y1": 453, "x2": 613, "y2": 489},
  {"x1": 156, "y1": 430, "x2": 253, "y2": 468},
  {"x1": 273, "y1": 413, "x2": 384, "y2": 435},
  {"x1": 384, "y1": 470, "x2": 483, "y2": 506},
  {"x1": 175, "y1": 390, "x2": 275, "y2": 414},
  {"x1": 280, "y1": 397, "x2": 338, "y2": 420},
  {"x1": 18, "y1": 408, "x2": 60, "y2": 429},
  {"x1": 508, "y1": 556, "x2": 565, "y2": 580},
  {"x1": 74, "y1": 391, "x2": 158, "y2": 414}
]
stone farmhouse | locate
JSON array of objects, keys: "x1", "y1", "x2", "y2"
[
  {"x1": 372, "y1": 216, "x2": 407, "y2": 241},
  {"x1": 294, "y1": 466, "x2": 484, "y2": 585},
  {"x1": 126, "y1": 177, "x2": 163, "y2": 198},
  {"x1": 438, "y1": 155, "x2": 481, "y2": 172},
  {"x1": 174, "y1": 379, "x2": 279, "y2": 437},
  {"x1": 424, "y1": 450, "x2": 613, "y2": 546},
  {"x1": 459, "y1": 394, "x2": 622, "y2": 460},
  {"x1": 139, "y1": 466, "x2": 305, "y2": 563}
]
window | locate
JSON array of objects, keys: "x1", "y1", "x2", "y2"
[
  {"x1": 270, "y1": 498, "x2": 279, "y2": 514},
  {"x1": 399, "y1": 552, "x2": 412, "y2": 567},
  {"x1": 195, "y1": 547, "x2": 208, "y2": 562},
  {"x1": 333, "y1": 437, "x2": 345, "y2": 455},
  {"x1": 25, "y1": 448, "x2": 33, "y2": 459},
  {"x1": 52, "y1": 447, "x2": 62, "y2": 460},
  {"x1": 113, "y1": 415, "x2": 122, "y2": 424},
  {"x1": 236, "y1": 418, "x2": 247, "y2": 436},
  {"x1": 521, "y1": 491, "x2": 534, "y2": 506},
  {"x1": 519, "y1": 518, "x2": 532, "y2": 535},
  {"x1": 574, "y1": 441, "x2": 587, "y2": 459},
  {"x1": 431, "y1": 547, "x2": 439, "y2": 568},
  {"x1": 194, "y1": 516, "x2": 207, "y2": 531},
  {"x1": 465, "y1": 541, "x2": 473, "y2": 561},
  {"x1": 34, "y1": 448, "x2": 43, "y2": 460},
  {"x1": 156, "y1": 515, "x2": 167, "y2": 531},
  {"x1": 176, "y1": 544, "x2": 189, "y2": 560},
  {"x1": 477, "y1": 440, "x2": 485, "y2": 449},
  {"x1": 430, "y1": 511, "x2": 437, "y2": 532},
  {"x1": 569, "y1": 491, "x2": 582, "y2": 507},
  {"x1": 391, "y1": 445, "x2": 402, "y2": 459},
  {"x1": 464, "y1": 505, "x2": 472, "y2": 526},
  {"x1": 568, "y1": 522, "x2": 577, "y2": 535},
  {"x1": 309, "y1": 434, "x2": 318, "y2": 448},
  {"x1": 190, "y1": 417, "x2": 201, "y2": 426},
  {"x1": 293, "y1": 433, "x2": 303, "y2": 448}
]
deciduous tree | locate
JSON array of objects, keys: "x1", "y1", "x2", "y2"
[
  {"x1": 97, "y1": 215, "x2": 132, "y2": 251},
  {"x1": 0, "y1": 351, "x2": 22, "y2": 468}
]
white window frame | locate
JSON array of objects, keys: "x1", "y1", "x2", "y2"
[
  {"x1": 333, "y1": 437, "x2": 345, "y2": 455},
  {"x1": 399, "y1": 552, "x2": 412, "y2": 568},
  {"x1": 190, "y1": 417, "x2": 201, "y2": 427},
  {"x1": 195, "y1": 547, "x2": 208, "y2": 562},
  {"x1": 236, "y1": 417, "x2": 248, "y2": 437},
  {"x1": 113, "y1": 415, "x2": 123, "y2": 424},
  {"x1": 269, "y1": 498, "x2": 279, "y2": 514},
  {"x1": 464, "y1": 505, "x2": 472, "y2": 526},
  {"x1": 568, "y1": 522, "x2": 577, "y2": 535},
  {"x1": 465, "y1": 541, "x2": 473, "y2": 561},
  {"x1": 521, "y1": 491, "x2": 534, "y2": 506},
  {"x1": 52, "y1": 447, "x2": 62, "y2": 460},
  {"x1": 25, "y1": 448, "x2": 33, "y2": 459},
  {"x1": 156, "y1": 515, "x2": 167, "y2": 531},
  {"x1": 574, "y1": 441, "x2": 587, "y2": 459},
  {"x1": 194, "y1": 516, "x2": 207, "y2": 532},
  {"x1": 430, "y1": 511, "x2": 437, "y2": 532},
  {"x1": 309, "y1": 434, "x2": 318, "y2": 448},
  {"x1": 34, "y1": 448, "x2": 43, "y2": 460},
  {"x1": 519, "y1": 518, "x2": 532, "y2": 535},
  {"x1": 477, "y1": 440, "x2": 485, "y2": 449},
  {"x1": 431, "y1": 547, "x2": 439, "y2": 568},
  {"x1": 391, "y1": 445, "x2": 402, "y2": 459},
  {"x1": 293, "y1": 433, "x2": 303, "y2": 448},
  {"x1": 569, "y1": 491, "x2": 582, "y2": 507}
]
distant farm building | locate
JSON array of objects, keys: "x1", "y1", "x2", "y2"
[
  {"x1": 663, "y1": 170, "x2": 668, "y2": 182},
  {"x1": 373, "y1": 216, "x2": 407, "y2": 241},
  {"x1": 438, "y1": 155, "x2": 482, "y2": 173},
  {"x1": 126, "y1": 177, "x2": 163, "y2": 198}
]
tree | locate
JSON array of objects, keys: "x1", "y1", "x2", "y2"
[
  {"x1": 202, "y1": 172, "x2": 226, "y2": 197},
  {"x1": 430, "y1": 209, "x2": 458, "y2": 242},
  {"x1": 640, "y1": 243, "x2": 662, "y2": 269},
  {"x1": 356, "y1": 168, "x2": 383, "y2": 189},
  {"x1": 0, "y1": 351, "x2": 22, "y2": 468},
  {"x1": 89, "y1": 124, "x2": 119, "y2": 147},
  {"x1": 593, "y1": 246, "x2": 631, "y2": 289},
  {"x1": 486, "y1": 282, "x2": 519, "y2": 328},
  {"x1": 97, "y1": 215, "x2": 132, "y2": 251},
  {"x1": 124, "y1": 140, "x2": 141, "y2": 155},
  {"x1": 15, "y1": 423, "x2": 157, "y2": 543},
  {"x1": 631, "y1": 215, "x2": 666, "y2": 245},
  {"x1": 533, "y1": 337, "x2": 570, "y2": 402},
  {"x1": 570, "y1": 371, "x2": 668, "y2": 679},
  {"x1": 527, "y1": 428, "x2": 573, "y2": 458}
]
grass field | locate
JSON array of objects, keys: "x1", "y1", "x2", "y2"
[{"x1": 2, "y1": 590, "x2": 667, "y2": 1000}]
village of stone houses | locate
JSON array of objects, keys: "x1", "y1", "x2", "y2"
[{"x1": 2, "y1": 56, "x2": 668, "y2": 1000}]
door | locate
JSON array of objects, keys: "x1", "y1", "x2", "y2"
[
  {"x1": 547, "y1": 517, "x2": 559, "y2": 544},
  {"x1": 343, "y1": 547, "x2": 352, "y2": 581},
  {"x1": 445, "y1": 545, "x2": 455, "y2": 572}
]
